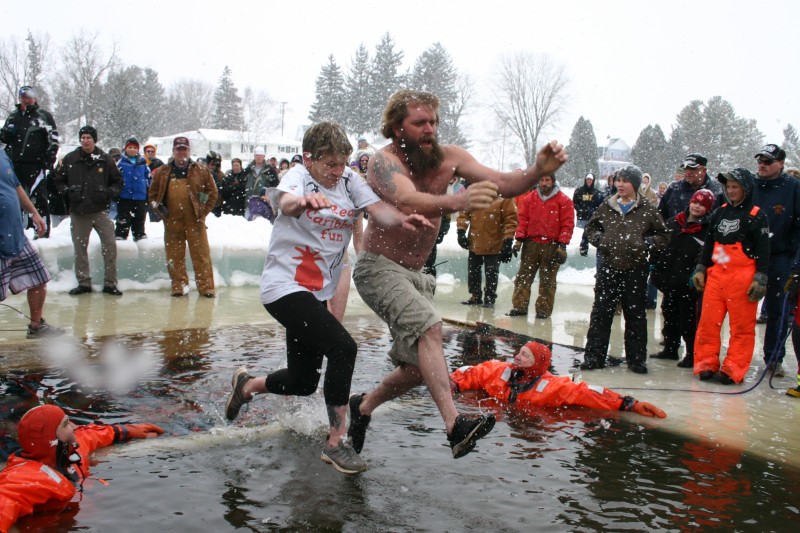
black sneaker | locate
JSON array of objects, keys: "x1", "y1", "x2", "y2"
[
  {"x1": 225, "y1": 366, "x2": 254, "y2": 421},
  {"x1": 347, "y1": 393, "x2": 371, "y2": 454},
  {"x1": 69, "y1": 285, "x2": 92, "y2": 295},
  {"x1": 461, "y1": 296, "x2": 482, "y2": 305},
  {"x1": 447, "y1": 414, "x2": 495, "y2": 459},
  {"x1": 676, "y1": 357, "x2": 694, "y2": 368},
  {"x1": 26, "y1": 318, "x2": 65, "y2": 339},
  {"x1": 505, "y1": 309, "x2": 527, "y2": 317},
  {"x1": 629, "y1": 362, "x2": 648, "y2": 374},
  {"x1": 102, "y1": 285, "x2": 123, "y2": 296},
  {"x1": 320, "y1": 439, "x2": 368, "y2": 474},
  {"x1": 698, "y1": 370, "x2": 715, "y2": 381}
]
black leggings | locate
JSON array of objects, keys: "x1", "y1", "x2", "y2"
[{"x1": 263, "y1": 291, "x2": 357, "y2": 406}]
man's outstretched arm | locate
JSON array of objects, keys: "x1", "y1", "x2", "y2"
[{"x1": 454, "y1": 140, "x2": 568, "y2": 198}]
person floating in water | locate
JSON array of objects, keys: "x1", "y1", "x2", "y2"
[
  {"x1": 450, "y1": 341, "x2": 667, "y2": 418},
  {"x1": 0, "y1": 404, "x2": 164, "y2": 530}
]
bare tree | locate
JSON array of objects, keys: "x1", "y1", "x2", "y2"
[
  {"x1": 241, "y1": 86, "x2": 280, "y2": 142},
  {"x1": 165, "y1": 78, "x2": 214, "y2": 132},
  {"x1": 51, "y1": 30, "x2": 117, "y2": 127},
  {"x1": 0, "y1": 32, "x2": 52, "y2": 115},
  {"x1": 491, "y1": 51, "x2": 569, "y2": 166}
]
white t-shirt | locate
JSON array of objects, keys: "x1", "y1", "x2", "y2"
[{"x1": 260, "y1": 165, "x2": 380, "y2": 304}]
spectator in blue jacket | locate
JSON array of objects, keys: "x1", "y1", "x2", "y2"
[
  {"x1": 115, "y1": 137, "x2": 150, "y2": 241},
  {"x1": 752, "y1": 144, "x2": 800, "y2": 377}
]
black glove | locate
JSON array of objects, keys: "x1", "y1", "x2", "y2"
[
  {"x1": 457, "y1": 229, "x2": 469, "y2": 250},
  {"x1": 499, "y1": 239, "x2": 514, "y2": 263}
]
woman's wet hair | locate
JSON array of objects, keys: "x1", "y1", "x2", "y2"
[{"x1": 302, "y1": 122, "x2": 352, "y2": 160}]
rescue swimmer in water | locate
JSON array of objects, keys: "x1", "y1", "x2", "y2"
[
  {"x1": 450, "y1": 341, "x2": 667, "y2": 418},
  {"x1": 0, "y1": 404, "x2": 164, "y2": 531}
]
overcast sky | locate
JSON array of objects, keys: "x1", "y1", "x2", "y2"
[{"x1": 4, "y1": 0, "x2": 798, "y2": 165}]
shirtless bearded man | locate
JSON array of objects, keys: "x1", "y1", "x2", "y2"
[{"x1": 349, "y1": 89, "x2": 567, "y2": 459}]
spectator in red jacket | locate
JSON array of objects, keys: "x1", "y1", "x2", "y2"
[
  {"x1": 507, "y1": 174, "x2": 574, "y2": 318},
  {"x1": 450, "y1": 341, "x2": 666, "y2": 417},
  {"x1": 0, "y1": 404, "x2": 164, "y2": 531}
]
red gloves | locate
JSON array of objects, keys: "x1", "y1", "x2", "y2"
[
  {"x1": 126, "y1": 423, "x2": 165, "y2": 439},
  {"x1": 631, "y1": 401, "x2": 667, "y2": 418}
]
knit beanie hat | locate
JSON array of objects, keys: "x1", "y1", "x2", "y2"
[
  {"x1": 617, "y1": 165, "x2": 643, "y2": 191},
  {"x1": 79, "y1": 125, "x2": 98, "y2": 142},
  {"x1": 690, "y1": 189, "x2": 715, "y2": 213}
]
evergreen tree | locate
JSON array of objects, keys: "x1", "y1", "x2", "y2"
[
  {"x1": 410, "y1": 42, "x2": 467, "y2": 146},
  {"x1": 139, "y1": 68, "x2": 169, "y2": 137},
  {"x1": 782, "y1": 123, "x2": 800, "y2": 167},
  {"x1": 308, "y1": 55, "x2": 347, "y2": 125},
  {"x1": 211, "y1": 66, "x2": 243, "y2": 130},
  {"x1": 343, "y1": 44, "x2": 373, "y2": 136},
  {"x1": 98, "y1": 65, "x2": 163, "y2": 147},
  {"x1": 368, "y1": 33, "x2": 407, "y2": 135},
  {"x1": 560, "y1": 116, "x2": 598, "y2": 186},
  {"x1": 631, "y1": 124, "x2": 672, "y2": 182},
  {"x1": 25, "y1": 31, "x2": 49, "y2": 109},
  {"x1": 668, "y1": 96, "x2": 763, "y2": 172}
]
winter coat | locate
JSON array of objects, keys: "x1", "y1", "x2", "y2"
[
  {"x1": 658, "y1": 173, "x2": 723, "y2": 221},
  {"x1": 147, "y1": 157, "x2": 164, "y2": 172},
  {"x1": 53, "y1": 147, "x2": 124, "y2": 215},
  {"x1": 456, "y1": 197, "x2": 517, "y2": 255},
  {"x1": 639, "y1": 185, "x2": 658, "y2": 206},
  {"x1": 118, "y1": 154, "x2": 150, "y2": 201},
  {"x1": 573, "y1": 180, "x2": 599, "y2": 221},
  {"x1": 585, "y1": 193, "x2": 670, "y2": 271},
  {"x1": 244, "y1": 161, "x2": 279, "y2": 196},
  {"x1": 1, "y1": 103, "x2": 59, "y2": 167},
  {"x1": 651, "y1": 209, "x2": 710, "y2": 290},
  {"x1": 450, "y1": 360, "x2": 631, "y2": 411},
  {"x1": 0, "y1": 424, "x2": 122, "y2": 531},
  {"x1": 148, "y1": 160, "x2": 218, "y2": 222},
  {"x1": 220, "y1": 170, "x2": 248, "y2": 216},
  {"x1": 752, "y1": 172, "x2": 800, "y2": 258},
  {"x1": 515, "y1": 184, "x2": 575, "y2": 245},
  {"x1": 698, "y1": 174, "x2": 770, "y2": 276}
]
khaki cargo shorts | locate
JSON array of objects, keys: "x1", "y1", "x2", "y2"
[{"x1": 354, "y1": 252, "x2": 441, "y2": 366}]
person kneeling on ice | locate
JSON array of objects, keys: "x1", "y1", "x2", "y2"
[
  {"x1": 691, "y1": 168, "x2": 770, "y2": 385},
  {"x1": 0, "y1": 404, "x2": 164, "y2": 531},
  {"x1": 449, "y1": 341, "x2": 666, "y2": 418}
]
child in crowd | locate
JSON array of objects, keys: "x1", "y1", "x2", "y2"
[
  {"x1": 651, "y1": 189, "x2": 713, "y2": 368},
  {"x1": 581, "y1": 165, "x2": 669, "y2": 374},
  {"x1": 691, "y1": 168, "x2": 770, "y2": 385}
]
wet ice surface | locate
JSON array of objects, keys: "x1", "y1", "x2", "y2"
[{"x1": 2, "y1": 294, "x2": 799, "y2": 531}]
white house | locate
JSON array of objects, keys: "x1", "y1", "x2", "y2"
[{"x1": 145, "y1": 129, "x2": 302, "y2": 162}]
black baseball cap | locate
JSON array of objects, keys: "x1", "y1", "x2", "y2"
[
  {"x1": 754, "y1": 144, "x2": 786, "y2": 161},
  {"x1": 682, "y1": 153, "x2": 708, "y2": 168}
]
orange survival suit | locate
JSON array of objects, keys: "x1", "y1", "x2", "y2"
[
  {"x1": 0, "y1": 405, "x2": 162, "y2": 531},
  {"x1": 693, "y1": 168, "x2": 770, "y2": 383},
  {"x1": 450, "y1": 342, "x2": 637, "y2": 413}
]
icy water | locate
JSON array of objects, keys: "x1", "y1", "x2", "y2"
[{"x1": 2, "y1": 318, "x2": 799, "y2": 532}]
